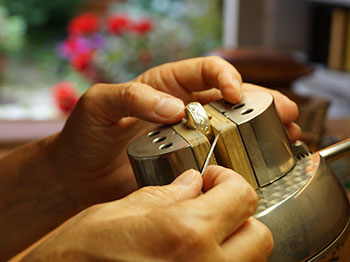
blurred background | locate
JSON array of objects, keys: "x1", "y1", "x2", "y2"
[{"x1": 0, "y1": 0, "x2": 349, "y2": 189}]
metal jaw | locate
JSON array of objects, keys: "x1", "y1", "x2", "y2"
[
  {"x1": 127, "y1": 90, "x2": 350, "y2": 262},
  {"x1": 128, "y1": 90, "x2": 296, "y2": 189}
]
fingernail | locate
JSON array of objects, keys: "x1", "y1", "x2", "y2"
[
  {"x1": 233, "y1": 79, "x2": 242, "y2": 92},
  {"x1": 172, "y1": 169, "x2": 199, "y2": 185},
  {"x1": 154, "y1": 97, "x2": 184, "y2": 118},
  {"x1": 232, "y1": 79, "x2": 242, "y2": 100}
]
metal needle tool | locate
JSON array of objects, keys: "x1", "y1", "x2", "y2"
[{"x1": 200, "y1": 131, "x2": 221, "y2": 175}]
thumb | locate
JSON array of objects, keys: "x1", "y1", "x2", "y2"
[
  {"x1": 124, "y1": 169, "x2": 203, "y2": 211},
  {"x1": 77, "y1": 82, "x2": 185, "y2": 125}
]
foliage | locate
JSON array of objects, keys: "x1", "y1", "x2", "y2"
[
  {"x1": 0, "y1": 6, "x2": 26, "y2": 54},
  {"x1": 0, "y1": 0, "x2": 86, "y2": 42},
  {"x1": 57, "y1": 0, "x2": 222, "y2": 83},
  {"x1": 122, "y1": 0, "x2": 222, "y2": 56}
]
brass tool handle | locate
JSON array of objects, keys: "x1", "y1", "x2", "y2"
[{"x1": 319, "y1": 138, "x2": 350, "y2": 163}]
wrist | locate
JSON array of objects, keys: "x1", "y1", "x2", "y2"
[
  {"x1": 0, "y1": 135, "x2": 85, "y2": 260},
  {"x1": 41, "y1": 134, "x2": 88, "y2": 212},
  {"x1": 21, "y1": 208, "x2": 99, "y2": 262}
]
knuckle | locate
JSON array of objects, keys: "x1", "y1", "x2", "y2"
[
  {"x1": 173, "y1": 221, "x2": 205, "y2": 252},
  {"x1": 134, "y1": 185, "x2": 182, "y2": 208},
  {"x1": 150, "y1": 212, "x2": 208, "y2": 259},
  {"x1": 79, "y1": 84, "x2": 96, "y2": 104},
  {"x1": 83, "y1": 83, "x2": 104, "y2": 101},
  {"x1": 209, "y1": 55, "x2": 226, "y2": 63},
  {"x1": 77, "y1": 83, "x2": 117, "y2": 122},
  {"x1": 89, "y1": 83, "x2": 103, "y2": 94},
  {"x1": 163, "y1": 217, "x2": 206, "y2": 252},
  {"x1": 79, "y1": 83, "x2": 108, "y2": 107},
  {"x1": 137, "y1": 186, "x2": 169, "y2": 200},
  {"x1": 240, "y1": 183, "x2": 258, "y2": 214},
  {"x1": 78, "y1": 203, "x2": 104, "y2": 225},
  {"x1": 206, "y1": 55, "x2": 226, "y2": 65},
  {"x1": 121, "y1": 83, "x2": 139, "y2": 104}
]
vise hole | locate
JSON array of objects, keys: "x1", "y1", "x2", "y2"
[
  {"x1": 233, "y1": 103, "x2": 245, "y2": 109},
  {"x1": 148, "y1": 130, "x2": 161, "y2": 137},
  {"x1": 160, "y1": 143, "x2": 173, "y2": 150},
  {"x1": 241, "y1": 108, "x2": 254, "y2": 115},
  {"x1": 153, "y1": 136, "x2": 167, "y2": 143}
]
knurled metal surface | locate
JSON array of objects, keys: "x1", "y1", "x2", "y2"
[{"x1": 255, "y1": 157, "x2": 316, "y2": 214}]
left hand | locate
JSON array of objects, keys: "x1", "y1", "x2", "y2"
[
  {"x1": 22, "y1": 166, "x2": 274, "y2": 262},
  {"x1": 51, "y1": 56, "x2": 300, "y2": 208}
]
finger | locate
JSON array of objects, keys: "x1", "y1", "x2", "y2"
[
  {"x1": 178, "y1": 166, "x2": 258, "y2": 243},
  {"x1": 135, "y1": 56, "x2": 243, "y2": 104},
  {"x1": 121, "y1": 169, "x2": 203, "y2": 213},
  {"x1": 286, "y1": 122, "x2": 302, "y2": 142},
  {"x1": 221, "y1": 218, "x2": 274, "y2": 262},
  {"x1": 191, "y1": 88, "x2": 223, "y2": 105},
  {"x1": 77, "y1": 82, "x2": 185, "y2": 125},
  {"x1": 243, "y1": 83, "x2": 299, "y2": 124}
]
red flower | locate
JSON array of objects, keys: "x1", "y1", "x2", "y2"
[
  {"x1": 71, "y1": 52, "x2": 94, "y2": 71},
  {"x1": 53, "y1": 82, "x2": 79, "y2": 115},
  {"x1": 68, "y1": 13, "x2": 100, "y2": 35},
  {"x1": 132, "y1": 18, "x2": 154, "y2": 35},
  {"x1": 107, "y1": 13, "x2": 133, "y2": 35}
]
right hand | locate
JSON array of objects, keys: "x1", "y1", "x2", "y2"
[{"x1": 22, "y1": 166, "x2": 274, "y2": 262}]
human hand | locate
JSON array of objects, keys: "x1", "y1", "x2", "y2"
[
  {"x1": 51, "y1": 56, "x2": 299, "y2": 208},
  {"x1": 22, "y1": 166, "x2": 274, "y2": 262}
]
